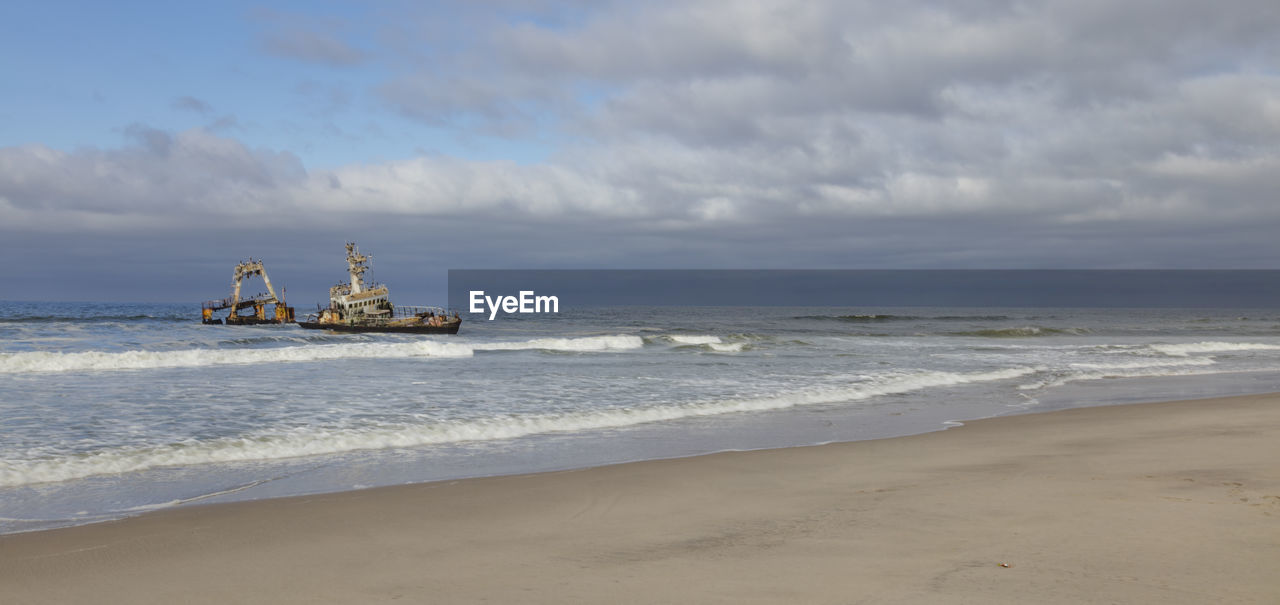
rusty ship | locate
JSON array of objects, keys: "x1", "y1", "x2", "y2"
[
  {"x1": 297, "y1": 243, "x2": 461, "y2": 334},
  {"x1": 201, "y1": 259, "x2": 295, "y2": 325}
]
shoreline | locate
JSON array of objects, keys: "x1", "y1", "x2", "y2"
[
  {"x1": 3, "y1": 393, "x2": 1278, "y2": 603},
  {"x1": 13, "y1": 368, "x2": 1280, "y2": 537}
]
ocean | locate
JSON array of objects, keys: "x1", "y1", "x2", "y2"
[{"x1": 4, "y1": 300, "x2": 1280, "y2": 534}]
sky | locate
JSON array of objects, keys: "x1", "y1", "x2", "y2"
[{"x1": 2, "y1": 0, "x2": 1279, "y2": 303}]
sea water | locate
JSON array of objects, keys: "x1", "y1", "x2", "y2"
[{"x1": 3, "y1": 301, "x2": 1280, "y2": 533}]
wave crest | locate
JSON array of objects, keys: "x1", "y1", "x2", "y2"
[
  {"x1": 0, "y1": 341, "x2": 474, "y2": 374},
  {"x1": 1150, "y1": 341, "x2": 1280, "y2": 357},
  {"x1": 473, "y1": 335, "x2": 644, "y2": 352},
  {"x1": 646, "y1": 334, "x2": 748, "y2": 353},
  {"x1": 0, "y1": 334, "x2": 649, "y2": 374}
]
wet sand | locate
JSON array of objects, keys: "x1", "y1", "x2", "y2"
[{"x1": 3, "y1": 393, "x2": 1278, "y2": 604}]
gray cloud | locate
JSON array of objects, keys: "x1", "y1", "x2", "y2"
[
  {"x1": 4, "y1": 0, "x2": 1280, "y2": 302},
  {"x1": 250, "y1": 7, "x2": 366, "y2": 66},
  {"x1": 207, "y1": 114, "x2": 241, "y2": 133},
  {"x1": 262, "y1": 28, "x2": 367, "y2": 66},
  {"x1": 0, "y1": 128, "x2": 306, "y2": 228},
  {"x1": 172, "y1": 96, "x2": 213, "y2": 114}
]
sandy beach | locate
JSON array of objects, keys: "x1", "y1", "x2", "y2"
[{"x1": 3, "y1": 393, "x2": 1278, "y2": 604}]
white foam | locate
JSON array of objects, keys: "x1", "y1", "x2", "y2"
[
  {"x1": 0, "y1": 341, "x2": 473, "y2": 374},
  {"x1": 0, "y1": 366, "x2": 1036, "y2": 487},
  {"x1": 1149, "y1": 341, "x2": 1280, "y2": 357},
  {"x1": 0, "y1": 334, "x2": 647, "y2": 374},
  {"x1": 473, "y1": 334, "x2": 644, "y2": 352},
  {"x1": 652, "y1": 335, "x2": 745, "y2": 352},
  {"x1": 667, "y1": 335, "x2": 722, "y2": 345},
  {"x1": 1067, "y1": 358, "x2": 1215, "y2": 371},
  {"x1": 1019, "y1": 359, "x2": 1222, "y2": 390}
]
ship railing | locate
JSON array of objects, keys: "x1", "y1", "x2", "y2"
[
  {"x1": 391, "y1": 305, "x2": 454, "y2": 319},
  {"x1": 202, "y1": 292, "x2": 279, "y2": 311},
  {"x1": 202, "y1": 297, "x2": 236, "y2": 311}
]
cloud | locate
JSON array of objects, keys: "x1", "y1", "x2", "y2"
[
  {"x1": 172, "y1": 96, "x2": 213, "y2": 114},
  {"x1": 4, "y1": 0, "x2": 1280, "y2": 283},
  {"x1": 252, "y1": 8, "x2": 368, "y2": 67},
  {"x1": 0, "y1": 128, "x2": 306, "y2": 228},
  {"x1": 262, "y1": 28, "x2": 367, "y2": 66}
]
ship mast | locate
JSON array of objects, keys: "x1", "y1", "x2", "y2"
[{"x1": 345, "y1": 242, "x2": 369, "y2": 294}]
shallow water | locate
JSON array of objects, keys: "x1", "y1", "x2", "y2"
[{"x1": 3, "y1": 302, "x2": 1280, "y2": 533}]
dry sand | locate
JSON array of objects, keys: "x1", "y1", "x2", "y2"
[{"x1": 2, "y1": 393, "x2": 1278, "y2": 604}]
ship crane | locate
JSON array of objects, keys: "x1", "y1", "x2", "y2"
[{"x1": 201, "y1": 258, "x2": 295, "y2": 325}]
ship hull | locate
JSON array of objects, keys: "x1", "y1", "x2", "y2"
[
  {"x1": 297, "y1": 321, "x2": 461, "y2": 334},
  {"x1": 224, "y1": 317, "x2": 292, "y2": 326}
]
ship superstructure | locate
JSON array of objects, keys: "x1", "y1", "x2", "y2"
[{"x1": 325, "y1": 243, "x2": 391, "y2": 319}]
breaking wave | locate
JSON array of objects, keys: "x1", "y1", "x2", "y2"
[
  {"x1": 648, "y1": 334, "x2": 749, "y2": 352},
  {"x1": 1018, "y1": 357, "x2": 1219, "y2": 390},
  {"x1": 472, "y1": 334, "x2": 643, "y2": 352},
  {"x1": 0, "y1": 341, "x2": 474, "y2": 373},
  {"x1": 0, "y1": 334, "x2": 647, "y2": 374},
  {"x1": 1149, "y1": 341, "x2": 1280, "y2": 357},
  {"x1": 666, "y1": 335, "x2": 721, "y2": 345},
  {"x1": 0, "y1": 366, "x2": 1036, "y2": 487}
]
